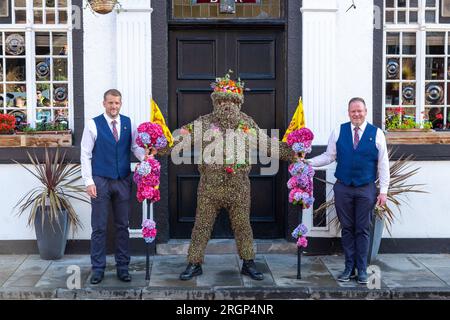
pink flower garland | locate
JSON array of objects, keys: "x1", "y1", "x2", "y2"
[{"x1": 286, "y1": 128, "x2": 315, "y2": 209}]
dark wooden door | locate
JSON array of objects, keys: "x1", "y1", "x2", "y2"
[{"x1": 169, "y1": 26, "x2": 286, "y2": 239}]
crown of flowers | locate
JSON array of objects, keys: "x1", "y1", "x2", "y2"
[{"x1": 211, "y1": 70, "x2": 245, "y2": 95}]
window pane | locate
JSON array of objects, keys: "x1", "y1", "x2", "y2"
[
  {"x1": 34, "y1": 0, "x2": 43, "y2": 7},
  {"x1": 426, "y1": 0, "x2": 436, "y2": 7},
  {"x1": 386, "y1": 83, "x2": 400, "y2": 105},
  {"x1": 426, "y1": 57, "x2": 445, "y2": 80},
  {"x1": 58, "y1": 0, "x2": 68, "y2": 7},
  {"x1": 385, "y1": 10, "x2": 395, "y2": 24},
  {"x1": 0, "y1": 61, "x2": 3, "y2": 81},
  {"x1": 53, "y1": 58, "x2": 67, "y2": 81},
  {"x1": 425, "y1": 82, "x2": 444, "y2": 105},
  {"x1": 5, "y1": 84, "x2": 27, "y2": 109},
  {"x1": 53, "y1": 84, "x2": 68, "y2": 107},
  {"x1": 36, "y1": 108, "x2": 52, "y2": 124},
  {"x1": 35, "y1": 32, "x2": 50, "y2": 55},
  {"x1": 58, "y1": 10, "x2": 68, "y2": 24},
  {"x1": 5, "y1": 58, "x2": 26, "y2": 81},
  {"x1": 34, "y1": 10, "x2": 43, "y2": 24},
  {"x1": 15, "y1": 10, "x2": 27, "y2": 24},
  {"x1": 54, "y1": 108, "x2": 69, "y2": 128},
  {"x1": 426, "y1": 32, "x2": 445, "y2": 54},
  {"x1": 36, "y1": 58, "x2": 51, "y2": 81},
  {"x1": 46, "y1": 0, "x2": 56, "y2": 7},
  {"x1": 46, "y1": 11, "x2": 56, "y2": 24},
  {"x1": 386, "y1": 0, "x2": 395, "y2": 8},
  {"x1": 386, "y1": 33, "x2": 400, "y2": 54},
  {"x1": 402, "y1": 83, "x2": 416, "y2": 105},
  {"x1": 386, "y1": 58, "x2": 400, "y2": 80},
  {"x1": 425, "y1": 10, "x2": 435, "y2": 23},
  {"x1": 425, "y1": 107, "x2": 444, "y2": 129},
  {"x1": 36, "y1": 84, "x2": 51, "y2": 107},
  {"x1": 409, "y1": 11, "x2": 418, "y2": 23},
  {"x1": 410, "y1": 0, "x2": 418, "y2": 7},
  {"x1": 5, "y1": 33, "x2": 26, "y2": 56},
  {"x1": 403, "y1": 33, "x2": 416, "y2": 54},
  {"x1": 398, "y1": 11, "x2": 406, "y2": 23},
  {"x1": 15, "y1": 0, "x2": 27, "y2": 7},
  {"x1": 402, "y1": 58, "x2": 416, "y2": 80},
  {"x1": 398, "y1": 0, "x2": 407, "y2": 7},
  {"x1": 53, "y1": 33, "x2": 67, "y2": 55}
]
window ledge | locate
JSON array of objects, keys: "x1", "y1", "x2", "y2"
[
  {"x1": 386, "y1": 130, "x2": 450, "y2": 145},
  {"x1": 0, "y1": 131, "x2": 72, "y2": 147}
]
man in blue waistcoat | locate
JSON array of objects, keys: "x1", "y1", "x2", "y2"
[
  {"x1": 81, "y1": 89, "x2": 145, "y2": 284},
  {"x1": 308, "y1": 97, "x2": 390, "y2": 284}
]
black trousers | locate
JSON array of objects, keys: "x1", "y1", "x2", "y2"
[
  {"x1": 333, "y1": 181, "x2": 377, "y2": 272},
  {"x1": 90, "y1": 174, "x2": 132, "y2": 272}
]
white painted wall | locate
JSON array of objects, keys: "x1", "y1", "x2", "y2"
[
  {"x1": 0, "y1": 164, "x2": 92, "y2": 240},
  {"x1": 302, "y1": 0, "x2": 374, "y2": 144}
]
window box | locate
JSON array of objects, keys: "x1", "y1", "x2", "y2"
[
  {"x1": 0, "y1": 131, "x2": 72, "y2": 147},
  {"x1": 386, "y1": 130, "x2": 450, "y2": 144}
]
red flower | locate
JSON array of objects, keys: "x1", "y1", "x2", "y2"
[
  {"x1": 0, "y1": 114, "x2": 16, "y2": 134},
  {"x1": 436, "y1": 114, "x2": 443, "y2": 120},
  {"x1": 225, "y1": 167, "x2": 234, "y2": 174}
]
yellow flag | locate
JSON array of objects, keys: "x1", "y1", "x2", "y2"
[
  {"x1": 282, "y1": 97, "x2": 305, "y2": 142},
  {"x1": 150, "y1": 98, "x2": 174, "y2": 147}
]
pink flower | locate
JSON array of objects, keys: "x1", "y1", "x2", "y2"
[{"x1": 297, "y1": 236, "x2": 308, "y2": 248}]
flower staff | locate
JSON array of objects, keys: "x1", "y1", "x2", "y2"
[
  {"x1": 134, "y1": 121, "x2": 168, "y2": 280},
  {"x1": 292, "y1": 223, "x2": 308, "y2": 279}
]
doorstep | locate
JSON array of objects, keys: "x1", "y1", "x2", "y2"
[{"x1": 156, "y1": 239, "x2": 298, "y2": 255}]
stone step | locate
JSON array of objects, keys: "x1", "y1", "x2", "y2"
[{"x1": 156, "y1": 239, "x2": 297, "y2": 255}]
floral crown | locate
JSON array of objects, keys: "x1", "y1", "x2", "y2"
[{"x1": 210, "y1": 70, "x2": 245, "y2": 95}]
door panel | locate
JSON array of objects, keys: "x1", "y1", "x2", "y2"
[{"x1": 169, "y1": 27, "x2": 286, "y2": 239}]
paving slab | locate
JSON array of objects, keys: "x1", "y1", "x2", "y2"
[
  {"x1": 0, "y1": 255, "x2": 27, "y2": 287},
  {"x1": 373, "y1": 254, "x2": 448, "y2": 288},
  {"x1": 241, "y1": 256, "x2": 276, "y2": 287},
  {"x1": 412, "y1": 254, "x2": 450, "y2": 286},
  {"x1": 36, "y1": 264, "x2": 91, "y2": 289},
  {"x1": 2, "y1": 255, "x2": 51, "y2": 288},
  {"x1": 265, "y1": 254, "x2": 337, "y2": 287}
]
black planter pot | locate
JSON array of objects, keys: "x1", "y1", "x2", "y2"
[
  {"x1": 34, "y1": 207, "x2": 69, "y2": 260},
  {"x1": 368, "y1": 213, "x2": 385, "y2": 264}
]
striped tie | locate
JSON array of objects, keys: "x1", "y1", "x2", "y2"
[
  {"x1": 353, "y1": 127, "x2": 360, "y2": 149},
  {"x1": 112, "y1": 120, "x2": 119, "y2": 142}
]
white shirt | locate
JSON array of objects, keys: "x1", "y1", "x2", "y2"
[
  {"x1": 80, "y1": 113, "x2": 146, "y2": 187},
  {"x1": 308, "y1": 121, "x2": 390, "y2": 194}
]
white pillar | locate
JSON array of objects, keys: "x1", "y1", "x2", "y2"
[
  {"x1": 301, "y1": 0, "x2": 338, "y2": 145},
  {"x1": 116, "y1": 0, "x2": 153, "y2": 124}
]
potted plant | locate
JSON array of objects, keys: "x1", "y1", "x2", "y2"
[
  {"x1": 386, "y1": 107, "x2": 433, "y2": 132},
  {"x1": 313, "y1": 149, "x2": 427, "y2": 263},
  {"x1": 13, "y1": 148, "x2": 89, "y2": 260},
  {"x1": 87, "y1": 0, "x2": 121, "y2": 14}
]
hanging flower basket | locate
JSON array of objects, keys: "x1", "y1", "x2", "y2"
[{"x1": 88, "y1": 0, "x2": 119, "y2": 15}]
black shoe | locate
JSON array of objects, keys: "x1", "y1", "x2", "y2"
[
  {"x1": 241, "y1": 260, "x2": 264, "y2": 281},
  {"x1": 90, "y1": 271, "x2": 104, "y2": 284},
  {"x1": 350, "y1": 267, "x2": 358, "y2": 279},
  {"x1": 117, "y1": 269, "x2": 132, "y2": 282},
  {"x1": 357, "y1": 270, "x2": 369, "y2": 284},
  {"x1": 337, "y1": 268, "x2": 354, "y2": 282},
  {"x1": 179, "y1": 263, "x2": 202, "y2": 281}
]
